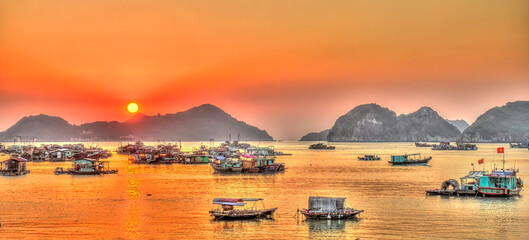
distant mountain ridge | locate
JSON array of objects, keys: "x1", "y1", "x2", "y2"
[
  {"x1": 462, "y1": 101, "x2": 529, "y2": 142},
  {"x1": 0, "y1": 104, "x2": 273, "y2": 141},
  {"x1": 326, "y1": 104, "x2": 461, "y2": 142},
  {"x1": 299, "y1": 129, "x2": 330, "y2": 141},
  {"x1": 446, "y1": 119, "x2": 470, "y2": 133}
]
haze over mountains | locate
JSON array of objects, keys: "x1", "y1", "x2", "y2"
[
  {"x1": 0, "y1": 104, "x2": 273, "y2": 142},
  {"x1": 2, "y1": 101, "x2": 528, "y2": 143},
  {"x1": 300, "y1": 101, "x2": 529, "y2": 143},
  {"x1": 326, "y1": 104, "x2": 461, "y2": 142},
  {"x1": 462, "y1": 101, "x2": 529, "y2": 142}
]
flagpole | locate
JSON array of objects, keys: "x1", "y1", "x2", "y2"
[{"x1": 502, "y1": 149, "x2": 505, "y2": 171}]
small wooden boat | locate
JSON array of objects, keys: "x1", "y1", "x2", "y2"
[
  {"x1": 209, "y1": 198, "x2": 277, "y2": 220},
  {"x1": 299, "y1": 196, "x2": 363, "y2": 220},
  {"x1": 308, "y1": 143, "x2": 335, "y2": 150},
  {"x1": 509, "y1": 142, "x2": 528, "y2": 148},
  {"x1": 388, "y1": 154, "x2": 432, "y2": 166},
  {"x1": 358, "y1": 155, "x2": 380, "y2": 161}
]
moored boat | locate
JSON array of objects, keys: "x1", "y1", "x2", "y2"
[
  {"x1": 55, "y1": 159, "x2": 118, "y2": 175},
  {"x1": 510, "y1": 142, "x2": 528, "y2": 148},
  {"x1": 299, "y1": 196, "x2": 363, "y2": 220},
  {"x1": 1, "y1": 157, "x2": 30, "y2": 176},
  {"x1": 388, "y1": 153, "x2": 432, "y2": 166},
  {"x1": 431, "y1": 142, "x2": 477, "y2": 151},
  {"x1": 477, "y1": 169, "x2": 523, "y2": 197},
  {"x1": 211, "y1": 156, "x2": 285, "y2": 173},
  {"x1": 209, "y1": 198, "x2": 277, "y2": 220},
  {"x1": 182, "y1": 154, "x2": 212, "y2": 164},
  {"x1": 309, "y1": 143, "x2": 335, "y2": 150},
  {"x1": 358, "y1": 154, "x2": 380, "y2": 161}
]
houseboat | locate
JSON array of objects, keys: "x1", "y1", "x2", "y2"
[
  {"x1": 1, "y1": 157, "x2": 30, "y2": 176},
  {"x1": 48, "y1": 149, "x2": 77, "y2": 162},
  {"x1": 209, "y1": 198, "x2": 277, "y2": 220},
  {"x1": 299, "y1": 196, "x2": 363, "y2": 220},
  {"x1": 309, "y1": 143, "x2": 335, "y2": 150},
  {"x1": 358, "y1": 155, "x2": 380, "y2": 161},
  {"x1": 432, "y1": 142, "x2": 477, "y2": 150},
  {"x1": 182, "y1": 154, "x2": 212, "y2": 164},
  {"x1": 54, "y1": 159, "x2": 118, "y2": 175},
  {"x1": 128, "y1": 153, "x2": 180, "y2": 164},
  {"x1": 388, "y1": 153, "x2": 432, "y2": 166},
  {"x1": 211, "y1": 156, "x2": 285, "y2": 173}
]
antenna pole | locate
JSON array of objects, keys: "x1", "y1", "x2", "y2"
[{"x1": 502, "y1": 150, "x2": 505, "y2": 171}]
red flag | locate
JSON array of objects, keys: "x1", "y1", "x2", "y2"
[
  {"x1": 478, "y1": 159, "x2": 484, "y2": 165},
  {"x1": 497, "y1": 147, "x2": 504, "y2": 154}
]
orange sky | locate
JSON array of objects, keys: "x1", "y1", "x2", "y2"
[{"x1": 1, "y1": 0, "x2": 528, "y2": 139}]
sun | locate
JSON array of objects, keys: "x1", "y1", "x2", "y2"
[{"x1": 127, "y1": 102, "x2": 139, "y2": 113}]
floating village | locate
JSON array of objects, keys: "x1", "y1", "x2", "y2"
[{"x1": 0, "y1": 139, "x2": 526, "y2": 222}]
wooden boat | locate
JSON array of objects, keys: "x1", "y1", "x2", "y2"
[
  {"x1": 358, "y1": 155, "x2": 380, "y2": 161},
  {"x1": 388, "y1": 153, "x2": 432, "y2": 166},
  {"x1": 209, "y1": 198, "x2": 277, "y2": 220},
  {"x1": 426, "y1": 158, "x2": 524, "y2": 197},
  {"x1": 211, "y1": 156, "x2": 285, "y2": 173},
  {"x1": 182, "y1": 154, "x2": 212, "y2": 164},
  {"x1": 477, "y1": 170, "x2": 523, "y2": 197},
  {"x1": 128, "y1": 153, "x2": 181, "y2": 164},
  {"x1": 510, "y1": 142, "x2": 528, "y2": 148},
  {"x1": 54, "y1": 159, "x2": 118, "y2": 175},
  {"x1": 1, "y1": 157, "x2": 30, "y2": 176},
  {"x1": 308, "y1": 143, "x2": 335, "y2": 150},
  {"x1": 431, "y1": 142, "x2": 477, "y2": 150},
  {"x1": 299, "y1": 196, "x2": 363, "y2": 220}
]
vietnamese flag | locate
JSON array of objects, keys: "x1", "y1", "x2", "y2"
[
  {"x1": 478, "y1": 158, "x2": 484, "y2": 165},
  {"x1": 497, "y1": 147, "x2": 504, "y2": 153}
]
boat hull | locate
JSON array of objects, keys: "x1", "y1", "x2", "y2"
[
  {"x1": 209, "y1": 208, "x2": 277, "y2": 220},
  {"x1": 478, "y1": 187, "x2": 522, "y2": 197},
  {"x1": 300, "y1": 209, "x2": 363, "y2": 220},
  {"x1": 388, "y1": 157, "x2": 432, "y2": 166}
]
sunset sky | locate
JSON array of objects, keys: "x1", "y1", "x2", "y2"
[{"x1": 1, "y1": 0, "x2": 528, "y2": 139}]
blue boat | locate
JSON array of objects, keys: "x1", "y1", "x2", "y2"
[
  {"x1": 477, "y1": 169, "x2": 523, "y2": 197},
  {"x1": 388, "y1": 153, "x2": 432, "y2": 166}
]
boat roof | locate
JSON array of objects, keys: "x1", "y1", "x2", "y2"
[
  {"x1": 486, "y1": 170, "x2": 518, "y2": 177},
  {"x1": 309, "y1": 196, "x2": 346, "y2": 200},
  {"x1": 461, "y1": 171, "x2": 488, "y2": 179},
  {"x1": 7, "y1": 157, "x2": 27, "y2": 162},
  {"x1": 213, "y1": 198, "x2": 263, "y2": 203}
]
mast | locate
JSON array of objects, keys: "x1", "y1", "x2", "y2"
[{"x1": 502, "y1": 150, "x2": 505, "y2": 171}]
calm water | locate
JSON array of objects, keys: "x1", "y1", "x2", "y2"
[{"x1": 0, "y1": 142, "x2": 528, "y2": 239}]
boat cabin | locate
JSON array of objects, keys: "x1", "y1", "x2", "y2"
[
  {"x1": 49, "y1": 149, "x2": 76, "y2": 161},
  {"x1": 183, "y1": 154, "x2": 211, "y2": 164},
  {"x1": 478, "y1": 170, "x2": 519, "y2": 195},
  {"x1": 460, "y1": 171, "x2": 488, "y2": 190},
  {"x1": 308, "y1": 196, "x2": 346, "y2": 214},
  {"x1": 245, "y1": 147, "x2": 275, "y2": 157},
  {"x1": 1, "y1": 157, "x2": 29, "y2": 176},
  {"x1": 72, "y1": 159, "x2": 103, "y2": 173}
]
